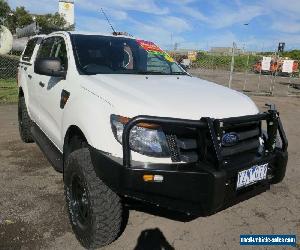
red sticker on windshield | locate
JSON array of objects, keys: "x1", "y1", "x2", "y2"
[{"x1": 136, "y1": 40, "x2": 163, "y2": 53}]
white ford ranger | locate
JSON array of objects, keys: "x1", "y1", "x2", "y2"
[{"x1": 18, "y1": 31, "x2": 288, "y2": 248}]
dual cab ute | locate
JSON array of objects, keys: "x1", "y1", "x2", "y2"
[{"x1": 18, "y1": 31, "x2": 288, "y2": 249}]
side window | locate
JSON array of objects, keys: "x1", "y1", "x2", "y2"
[
  {"x1": 36, "y1": 37, "x2": 56, "y2": 58},
  {"x1": 50, "y1": 37, "x2": 68, "y2": 70},
  {"x1": 22, "y1": 38, "x2": 38, "y2": 62},
  {"x1": 36, "y1": 37, "x2": 68, "y2": 70}
]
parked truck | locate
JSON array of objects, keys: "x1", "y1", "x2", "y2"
[{"x1": 18, "y1": 31, "x2": 288, "y2": 249}]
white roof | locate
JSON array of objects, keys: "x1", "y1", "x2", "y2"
[{"x1": 68, "y1": 31, "x2": 136, "y2": 39}]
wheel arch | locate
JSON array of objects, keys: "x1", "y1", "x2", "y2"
[{"x1": 63, "y1": 125, "x2": 88, "y2": 163}]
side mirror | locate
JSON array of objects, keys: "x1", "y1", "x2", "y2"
[{"x1": 34, "y1": 58, "x2": 66, "y2": 78}]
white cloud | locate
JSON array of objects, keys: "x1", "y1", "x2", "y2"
[
  {"x1": 170, "y1": 1, "x2": 264, "y2": 29},
  {"x1": 181, "y1": 6, "x2": 208, "y2": 22},
  {"x1": 76, "y1": 0, "x2": 169, "y2": 15},
  {"x1": 206, "y1": 5, "x2": 264, "y2": 29},
  {"x1": 159, "y1": 16, "x2": 191, "y2": 32},
  {"x1": 272, "y1": 20, "x2": 300, "y2": 34},
  {"x1": 76, "y1": 16, "x2": 113, "y2": 33},
  {"x1": 106, "y1": 9, "x2": 128, "y2": 21},
  {"x1": 128, "y1": 18, "x2": 186, "y2": 49},
  {"x1": 264, "y1": 0, "x2": 300, "y2": 16}
]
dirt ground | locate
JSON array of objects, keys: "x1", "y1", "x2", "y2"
[{"x1": 0, "y1": 96, "x2": 299, "y2": 250}]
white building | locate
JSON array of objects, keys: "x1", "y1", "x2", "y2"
[{"x1": 59, "y1": 0, "x2": 75, "y2": 26}]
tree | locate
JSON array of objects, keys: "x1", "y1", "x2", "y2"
[
  {"x1": 0, "y1": 0, "x2": 10, "y2": 20},
  {"x1": 15, "y1": 7, "x2": 33, "y2": 27},
  {"x1": 0, "y1": 0, "x2": 11, "y2": 31},
  {"x1": 35, "y1": 13, "x2": 74, "y2": 34},
  {"x1": 5, "y1": 6, "x2": 33, "y2": 33},
  {"x1": 2, "y1": 1, "x2": 74, "y2": 34}
]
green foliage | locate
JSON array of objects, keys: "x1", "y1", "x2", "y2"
[
  {"x1": 0, "y1": 0, "x2": 10, "y2": 19},
  {"x1": 0, "y1": 78, "x2": 18, "y2": 104},
  {"x1": 35, "y1": 13, "x2": 74, "y2": 34},
  {"x1": 195, "y1": 52, "x2": 260, "y2": 72},
  {"x1": 5, "y1": 6, "x2": 34, "y2": 32},
  {"x1": 15, "y1": 7, "x2": 33, "y2": 27},
  {"x1": 1, "y1": 1, "x2": 74, "y2": 34},
  {"x1": 281, "y1": 50, "x2": 300, "y2": 60}
]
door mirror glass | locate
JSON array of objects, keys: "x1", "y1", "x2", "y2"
[{"x1": 34, "y1": 58, "x2": 66, "y2": 78}]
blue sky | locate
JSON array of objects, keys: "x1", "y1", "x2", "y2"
[{"x1": 7, "y1": 0, "x2": 300, "y2": 51}]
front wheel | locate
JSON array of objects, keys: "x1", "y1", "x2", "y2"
[{"x1": 64, "y1": 148, "x2": 125, "y2": 248}]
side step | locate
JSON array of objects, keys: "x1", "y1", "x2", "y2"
[{"x1": 31, "y1": 123, "x2": 63, "y2": 173}]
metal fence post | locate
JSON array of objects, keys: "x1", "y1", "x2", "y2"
[
  {"x1": 243, "y1": 54, "x2": 250, "y2": 91},
  {"x1": 229, "y1": 42, "x2": 236, "y2": 88}
]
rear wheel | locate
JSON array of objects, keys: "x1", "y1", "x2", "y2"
[
  {"x1": 18, "y1": 96, "x2": 34, "y2": 143},
  {"x1": 64, "y1": 148, "x2": 125, "y2": 248}
]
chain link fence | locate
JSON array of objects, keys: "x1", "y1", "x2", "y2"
[
  {"x1": 0, "y1": 55, "x2": 19, "y2": 79},
  {"x1": 188, "y1": 47, "x2": 300, "y2": 97},
  {"x1": 0, "y1": 55, "x2": 19, "y2": 103}
]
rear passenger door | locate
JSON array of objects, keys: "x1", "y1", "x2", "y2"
[
  {"x1": 19, "y1": 37, "x2": 40, "y2": 122},
  {"x1": 34, "y1": 36, "x2": 69, "y2": 149}
]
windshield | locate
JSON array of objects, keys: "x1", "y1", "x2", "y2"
[{"x1": 71, "y1": 34, "x2": 186, "y2": 75}]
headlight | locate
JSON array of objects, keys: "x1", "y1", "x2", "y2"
[{"x1": 110, "y1": 114, "x2": 170, "y2": 157}]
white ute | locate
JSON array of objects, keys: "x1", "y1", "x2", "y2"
[{"x1": 18, "y1": 31, "x2": 288, "y2": 248}]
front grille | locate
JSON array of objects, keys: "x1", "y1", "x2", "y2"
[
  {"x1": 165, "y1": 120, "x2": 261, "y2": 164},
  {"x1": 220, "y1": 121, "x2": 261, "y2": 158}
]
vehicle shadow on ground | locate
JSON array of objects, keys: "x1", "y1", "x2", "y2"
[{"x1": 134, "y1": 228, "x2": 174, "y2": 250}]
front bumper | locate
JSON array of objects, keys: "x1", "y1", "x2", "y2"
[
  {"x1": 90, "y1": 107, "x2": 288, "y2": 216},
  {"x1": 89, "y1": 146, "x2": 288, "y2": 216}
]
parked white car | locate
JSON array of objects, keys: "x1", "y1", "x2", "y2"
[{"x1": 18, "y1": 31, "x2": 288, "y2": 249}]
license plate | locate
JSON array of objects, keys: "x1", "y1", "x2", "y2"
[{"x1": 236, "y1": 163, "x2": 268, "y2": 189}]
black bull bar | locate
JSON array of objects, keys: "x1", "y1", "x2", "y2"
[{"x1": 122, "y1": 105, "x2": 288, "y2": 168}]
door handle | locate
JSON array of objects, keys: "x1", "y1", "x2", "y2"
[
  {"x1": 28, "y1": 74, "x2": 32, "y2": 79},
  {"x1": 39, "y1": 81, "x2": 45, "y2": 88}
]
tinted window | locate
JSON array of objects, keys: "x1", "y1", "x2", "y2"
[
  {"x1": 37, "y1": 37, "x2": 68, "y2": 70},
  {"x1": 36, "y1": 37, "x2": 55, "y2": 58},
  {"x1": 71, "y1": 34, "x2": 186, "y2": 75},
  {"x1": 22, "y1": 38, "x2": 38, "y2": 62},
  {"x1": 50, "y1": 37, "x2": 68, "y2": 70}
]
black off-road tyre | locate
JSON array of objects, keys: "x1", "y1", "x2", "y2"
[
  {"x1": 64, "y1": 148, "x2": 125, "y2": 249},
  {"x1": 18, "y1": 96, "x2": 34, "y2": 143}
]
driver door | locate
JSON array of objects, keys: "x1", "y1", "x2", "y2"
[{"x1": 34, "y1": 36, "x2": 69, "y2": 150}]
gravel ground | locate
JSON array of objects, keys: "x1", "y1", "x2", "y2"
[{"x1": 0, "y1": 96, "x2": 299, "y2": 250}]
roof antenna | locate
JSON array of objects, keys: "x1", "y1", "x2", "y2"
[{"x1": 100, "y1": 8, "x2": 117, "y2": 35}]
